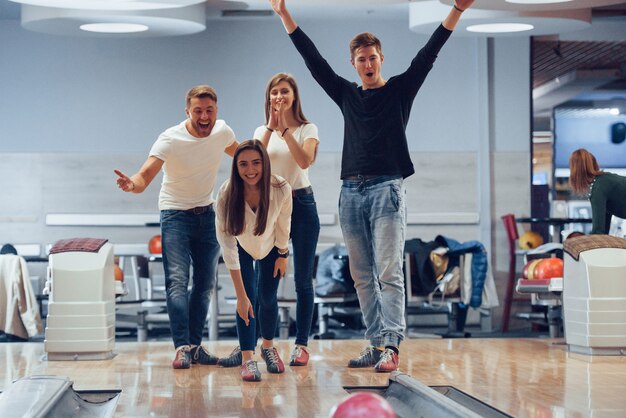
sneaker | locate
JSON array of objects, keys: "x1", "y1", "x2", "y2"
[
  {"x1": 240, "y1": 360, "x2": 261, "y2": 382},
  {"x1": 260, "y1": 346, "x2": 285, "y2": 374},
  {"x1": 190, "y1": 345, "x2": 218, "y2": 365},
  {"x1": 289, "y1": 345, "x2": 309, "y2": 366},
  {"x1": 374, "y1": 348, "x2": 399, "y2": 372},
  {"x1": 172, "y1": 345, "x2": 191, "y2": 369},
  {"x1": 348, "y1": 346, "x2": 382, "y2": 368},
  {"x1": 217, "y1": 346, "x2": 242, "y2": 368}
]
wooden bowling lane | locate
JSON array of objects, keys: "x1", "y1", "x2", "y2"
[{"x1": 1, "y1": 338, "x2": 626, "y2": 417}]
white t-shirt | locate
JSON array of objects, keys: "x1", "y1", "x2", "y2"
[
  {"x1": 215, "y1": 175, "x2": 292, "y2": 270},
  {"x1": 253, "y1": 123, "x2": 319, "y2": 190},
  {"x1": 150, "y1": 119, "x2": 236, "y2": 210}
]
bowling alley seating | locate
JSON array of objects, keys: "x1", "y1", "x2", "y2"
[
  {"x1": 0, "y1": 250, "x2": 43, "y2": 341},
  {"x1": 403, "y1": 237, "x2": 497, "y2": 336},
  {"x1": 563, "y1": 234, "x2": 626, "y2": 355},
  {"x1": 312, "y1": 244, "x2": 360, "y2": 339}
]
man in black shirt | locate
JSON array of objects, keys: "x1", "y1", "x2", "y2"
[{"x1": 269, "y1": 0, "x2": 474, "y2": 372}]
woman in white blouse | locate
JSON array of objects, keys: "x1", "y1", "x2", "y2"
[
  {"x1": 258, "y1": 73, "x2": 321, "y2": 366},
  {"x1": 216, "y1": 140, "x2": 292, "y2": 382}
]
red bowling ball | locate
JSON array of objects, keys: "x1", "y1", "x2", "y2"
[
  {"x1": 149, "y1": 235, "x2": 162, "y2": 254},
  {"x1": 329, "y1": 392, "x2": 397, "y2": 418}
]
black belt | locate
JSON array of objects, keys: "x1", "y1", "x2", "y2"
[
  {"x1": 186, "y1": 204, "x2": 213, "y2": 215},
  {"x1": 293, "y1": 186, "x2": 314, "y2": 197}
]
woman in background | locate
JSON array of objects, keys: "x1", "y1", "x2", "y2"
[
  {"x1": 258, "y1": 73, "x2": 320, "y2": 366},
  {"x1": 216, "y1": 140, "x2": 292, "y2": 381},
  {"x1": 569, "y1": 148, "x2": 626, "y2": 234}
]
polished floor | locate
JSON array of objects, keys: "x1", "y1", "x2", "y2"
[{"x1": 2, "y1": 338, "x2": 626, "y2": 417}]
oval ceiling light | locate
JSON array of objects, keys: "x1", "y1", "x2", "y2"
[
  {"x1": 409, "y1": 0, "x2": 591, "y2": 37},
  {"x1": 9, "y1": 1, "x2": 205, "y2": 11},
  {"x1": 21, "y1": 2, "x2": 206, "y2": 37},
  {"x1": 466, "y1": 23, "x2": 534, "y2": 33},
  {"x1": 80, "y1": 22, "x2": 149, "y2": 33},
  {"x1": 437, "y1": 0, "x2": 626, "y2": 10}
]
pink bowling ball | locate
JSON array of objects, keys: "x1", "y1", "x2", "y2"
[{"x1": 329, "y1": 392, "x2": 397, "y2": 418}]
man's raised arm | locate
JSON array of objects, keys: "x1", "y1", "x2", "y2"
[
  {"x1": 442, "y1": 1, "x2": 475, "y2": 31},
  {"x1": 269, "y1": 0, "x2": 297, "y2": 34}
]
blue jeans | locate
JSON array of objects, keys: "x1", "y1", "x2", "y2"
[
  {"x1": 291, "y1": 190, "x2": 320, "y2": 346},
  {"x1": 339, "y1": 176, "x2": 406, "y2": 348},
  {"x1": 161, "y1": 206, "x2": 220, "y2": 349},
  {"x1": 237, "y1": 245, "x2": 282, "y2": 351}
]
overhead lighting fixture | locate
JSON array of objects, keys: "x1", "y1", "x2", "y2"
[
  {"x1": 80, "y1": 23, "x2": 149, "y2": 33},
  {"x1": 609, "y1": 108, "x2": 620, "y2": 116},
  {"x1": 15, "y1": 1, "x2": 207, "y2": 37},
  {"x1": 9, "y1": 1, "x2": 203, "y2": 10},
  {"x1": 409, "y1": 0, "x2": 591, "y2": 37},
  {"x1": 466, "y1": 23, "x2": 534, "y2": 33}
]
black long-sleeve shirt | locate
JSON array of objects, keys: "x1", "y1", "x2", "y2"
[
  {"x1": 589, "y1": 172, "x2": 626, "y2": 234},
  {"x1": 289, "y1": 25, "x2": 452, "y2": 179}
]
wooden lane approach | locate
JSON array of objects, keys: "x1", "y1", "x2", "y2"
[{"x1": 1, "y1": 339, "x2": 626, "y2": 417}]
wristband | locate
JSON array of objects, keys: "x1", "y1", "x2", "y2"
[
  {"x1": 266, "y1": 126, "x2": 274, "y2": 132},
  {"x1": 281, "y1": 128, "x2": 289, "y2": 136},
  {"x1": 454, "y1": 4, "x2": 464, "y2": 12},
  {"x1": 277, "y1": 247, "x2": 289, "y2": 258}
]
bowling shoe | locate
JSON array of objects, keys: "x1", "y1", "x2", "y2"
[
  {"x1": 374, "y1": 348, "x2": 399, "y2": 372},
  {"x1": 241, "y1": 360, "x2": 262, "y2": 382},
  {"x1": 217, "y1": 346, "x2": 242, "y2": 368},
  {"x1": 172, "y1": 345, "x2": 191, "y2": 369},
  {"x1": 190, "y1": 345, "x2": 219, "y2": 365},
  {"x1": 348, "y1": 346, "x2": 382, "y2": 368},
  {"x1": 289, "y1": 345, "x2": 310, "y2": 366},
  {"x1": 261, "y1": 346, "x2": 285, "y2": 373}
]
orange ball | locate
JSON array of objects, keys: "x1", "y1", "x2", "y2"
[
  {"x1": 149, "y1": 235, "x2": 162, "y2": 254},
  {"x1": 534, "y1": 258, "x2": 564, "y2": 280},
  {"x1": 114, "y1": 264, "x2": 124, "y2": 281}
]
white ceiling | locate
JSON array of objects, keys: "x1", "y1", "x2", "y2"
[{"x1": 2, "y1": 1, "x2": 626, "y2": 24}]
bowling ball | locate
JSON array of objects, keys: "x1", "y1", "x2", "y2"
[
  {"x1": 149, "y1": 235, "x2": 162, "y2": 254},
  {"x1": 329, "y1": 392, "x2": 396, "y2": 418},
  {"x1": 534, "y1": 258, "x2": 564, "y2": 280},
  {"x1": 114, "y1": 264, "x2": 124, "y2": 281},
  {"x1": 522, "y1": 259, "x2": 543, "y2": 280},
  {"x1": 519, "y1": 231, "x2": 543, "y2": 250}
]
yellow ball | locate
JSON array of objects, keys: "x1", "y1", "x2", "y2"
[{"x1": 519, "y1": 231, "x2": 544, "y2": 250}]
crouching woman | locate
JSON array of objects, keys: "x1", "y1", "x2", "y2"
[{"x1": 216, "y1": 139, "x2": 292, "y2": 382}]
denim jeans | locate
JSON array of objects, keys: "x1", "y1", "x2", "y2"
[
  {"x1": 291, "y1": 191, "x2": 320, "y2": 346},
  {"x1": 161, "y1": 207, "x2": 220, "y2": 349},
  {"x1": 237, "y1": 245, "x2": 282, "y2": 352},
  {"x1": 339, "y1": 175, "x2": 406, "y2": 348}
]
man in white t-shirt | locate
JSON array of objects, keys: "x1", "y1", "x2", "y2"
[{"x1": 115, "y1": 85, "x2": 238, "y2": 369}]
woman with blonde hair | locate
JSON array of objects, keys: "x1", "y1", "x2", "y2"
[
  {"x1": 216, "y1": 140, "x2": 292, "y2": 381},
  {"x1": 569, "y1": 148, "x2": 626, "y2": 234}
]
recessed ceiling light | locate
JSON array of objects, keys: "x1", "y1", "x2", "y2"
[
  {"x1": 80, "y1": 23, "x2": 149, "y2": 33},
  {"x1": 466, "y1": 23, "x2": 535, "y2": 33}
]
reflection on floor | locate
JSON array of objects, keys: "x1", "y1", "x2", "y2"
[{"x1": 1, "y1": 338, "x2": 626, "y2": 417}]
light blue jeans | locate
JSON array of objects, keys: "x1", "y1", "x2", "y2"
[
  {"x1": 161, "y1": 206, "x2": 220, "y2": 349},
  {"x1": 339, "y1": 175, "x2": 406, "y2": 348}
]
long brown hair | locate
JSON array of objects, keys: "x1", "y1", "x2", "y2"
[
  {"x1": 264, "y1": 73, "x2": 309, "y2": 125},
  {"x1": 569, "y1": 148, "x2": 604, "y2": 194},
  {"x1": 224, "y1": 140, "x2": 272, "y2": 236}
]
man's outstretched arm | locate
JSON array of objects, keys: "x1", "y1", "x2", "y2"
[
  {"x1": 442, "y1": 0, "x2": 475, "y2": 31},
  {"x1": 269, "y1": 0, "x2": 297, "y2": 34}
]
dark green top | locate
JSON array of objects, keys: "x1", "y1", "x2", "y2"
[{"x1": 589, "y1": 172, "x2": 626, "y2": 234}]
